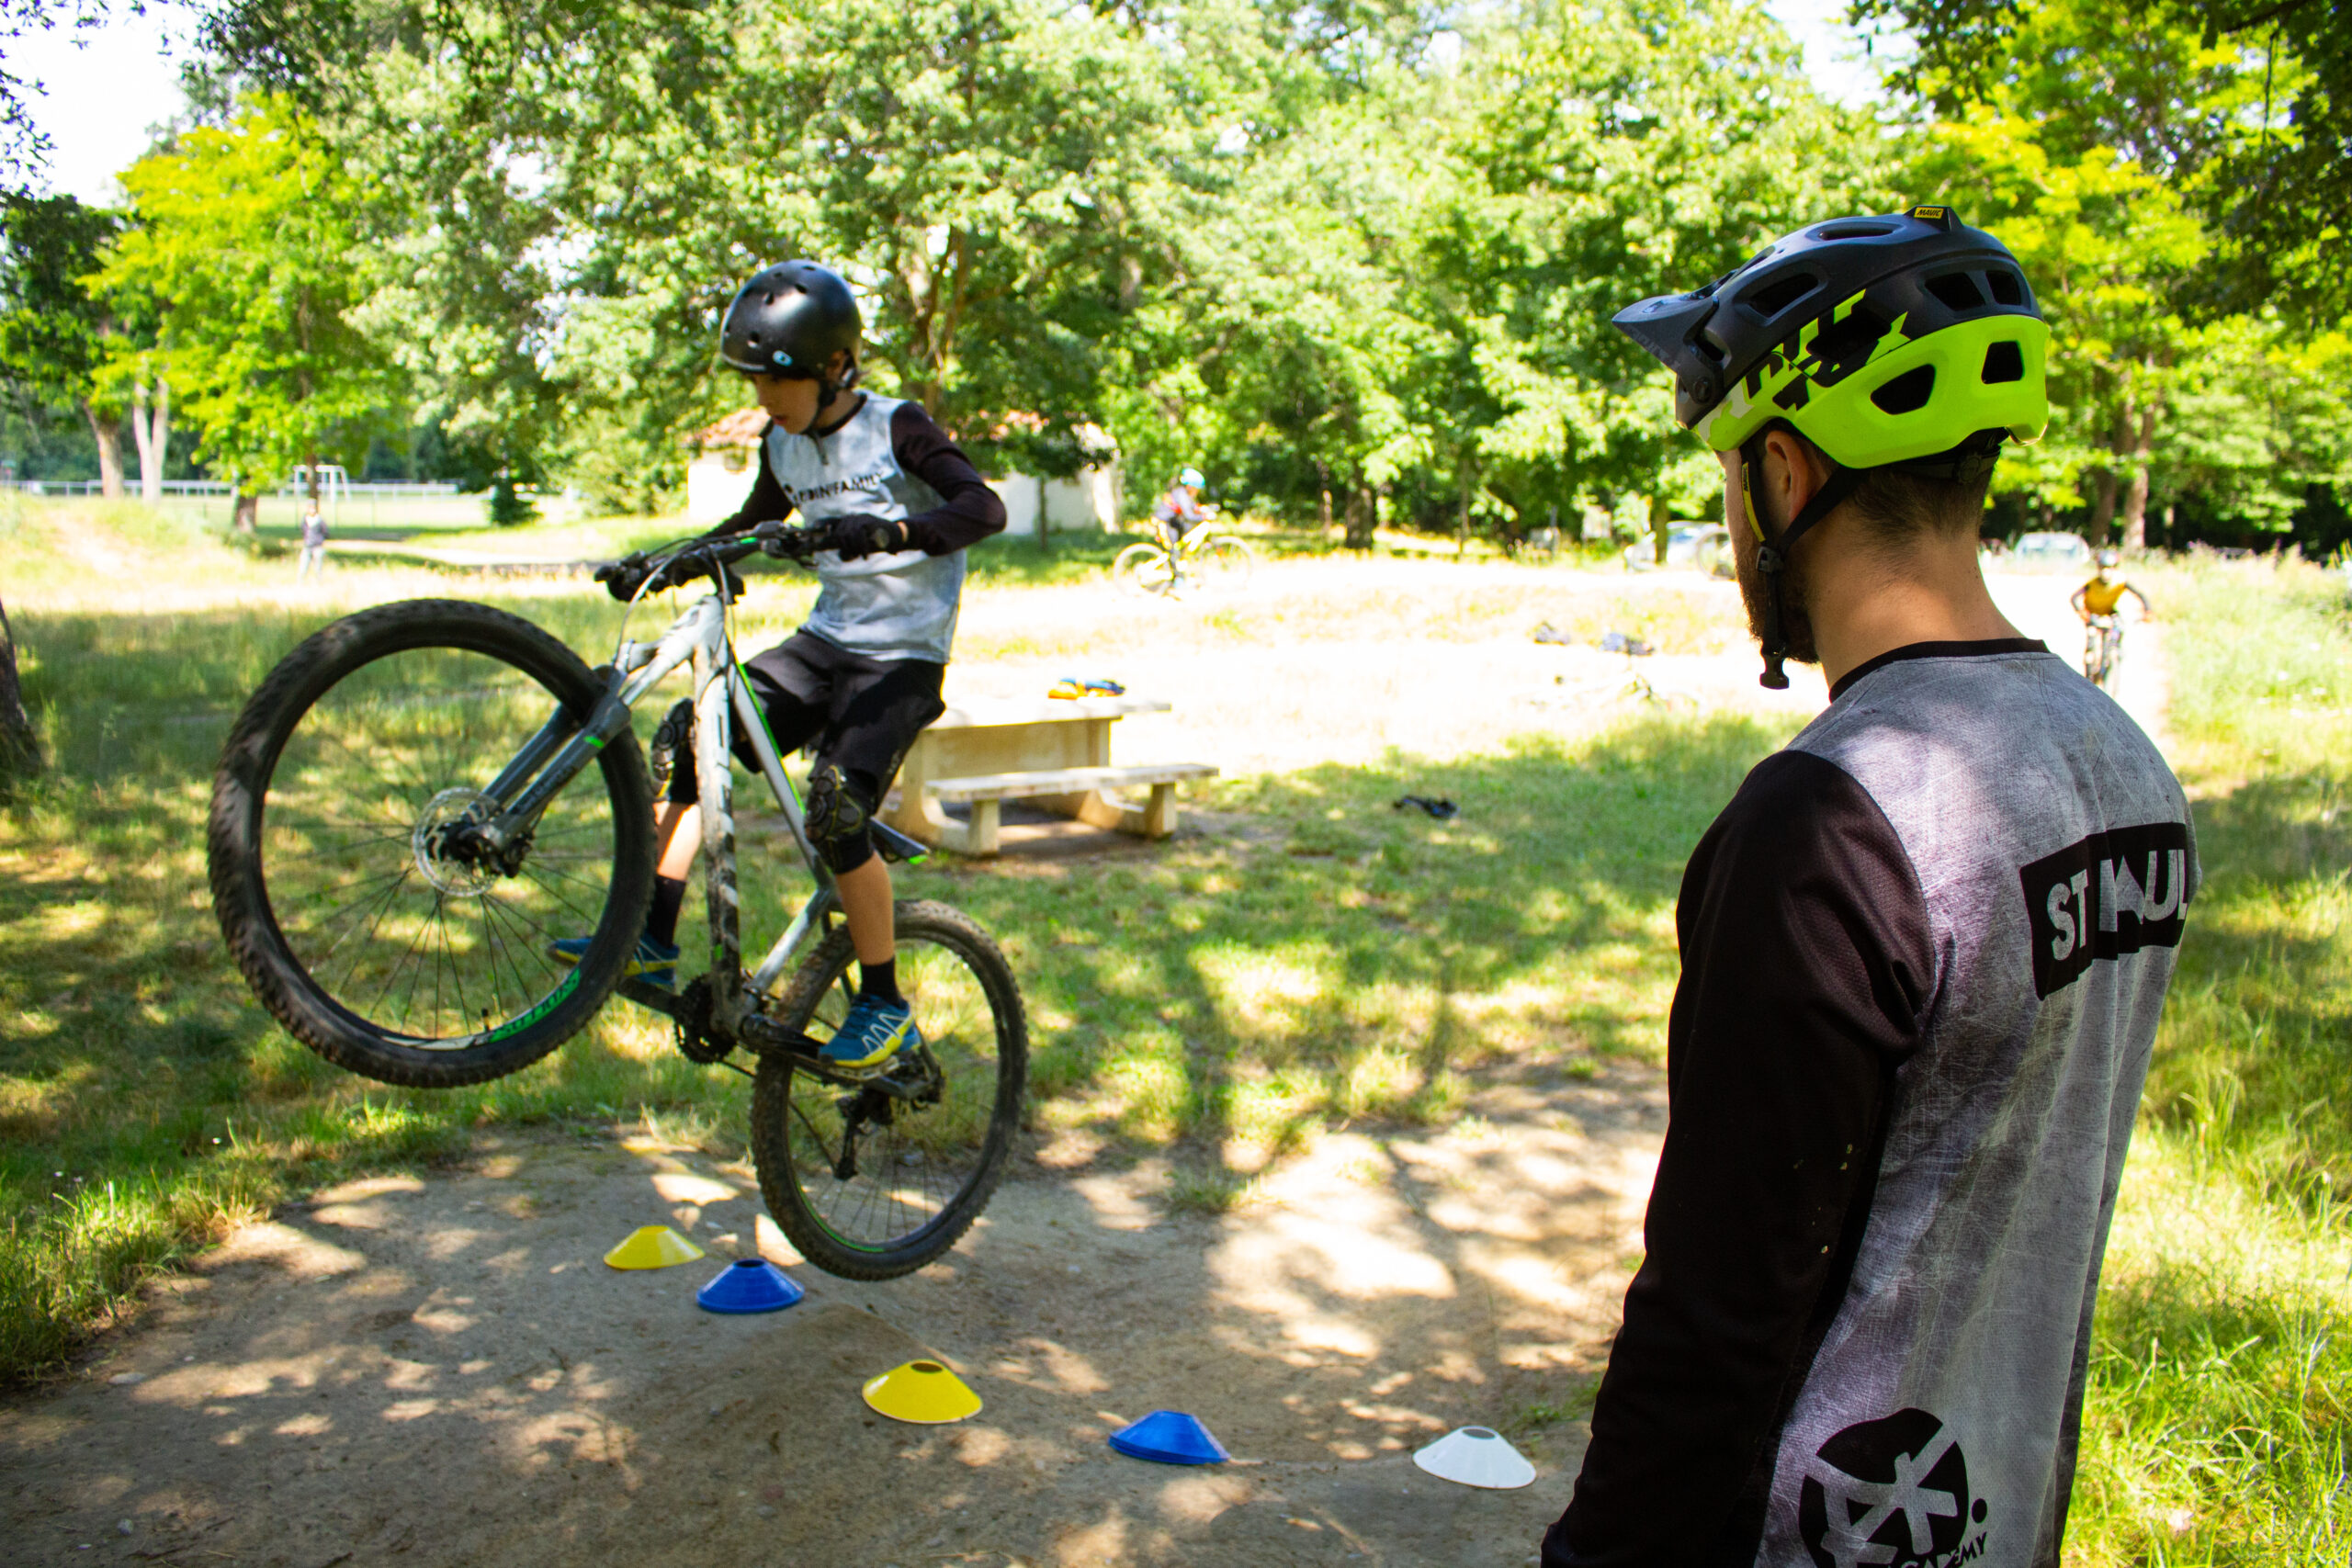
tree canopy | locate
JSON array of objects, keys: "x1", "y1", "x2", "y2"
[{"x1": 0, "y1": 0, "x2": 2334, "y2": 551}]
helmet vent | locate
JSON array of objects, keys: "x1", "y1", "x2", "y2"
[
  {"x1": 1743, "y1": 273, "x2": 1819, "y2": 320},
  {"x1": 1815, "y1": 221, "x2": 1895, "y2": 240},
  {"x1": 1871, "y1": 366, "x2": 1937, "y2": 415},
  {"x1": 1925, "y1": 272, "x2": 1985, "y2": 311},
  {"x1": 1981, "y1": 341, "x2": 2025, "y2": 384},
  {"x1": 1985, "y1": 270, "x2": 2024, "y2": 306}
]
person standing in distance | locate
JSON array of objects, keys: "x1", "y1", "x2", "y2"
[
  {"x1": 555, "y1": 261, "x2": 1004, "y2": 1069},
  {"x1": 296, "y1": 499, "x2": 329, "y2": 580},
  {"x1": 1543, "y1": 206, "x2": 2197, "y2": 1568}
]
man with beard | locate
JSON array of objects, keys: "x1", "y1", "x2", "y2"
[{"x1": 1540, "y1": 208, "x2": 2197, "y2": 1568}]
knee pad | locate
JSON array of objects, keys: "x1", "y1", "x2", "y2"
[
  {"x1": 653, "y1": 698, "x2": 697, "y2": 804},
  {"x1": 805, "y1": 763, "x2": 877, "y2": 874}
]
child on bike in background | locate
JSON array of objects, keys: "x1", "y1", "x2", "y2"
[
  {"x1": 2071, "y1": 547, "x2": 2152, "y2": 676},
  {"x1": 1151, "y1": 467, "x2": 1206, "y2": 547},
  {"x1": 555, "y1": 260, "x2": 1005, "y2": 1068},
  {"x1": 2072, "y1": 548, "x2": 2150, "y2": 626}
]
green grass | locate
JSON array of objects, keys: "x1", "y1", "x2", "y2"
[
  {"x1": 0, "y1": 502, "x2": 1786, "y2": 1382},
  {"x1": 2064, "y1": 556, "x2": 2352, "y2": 1565}
]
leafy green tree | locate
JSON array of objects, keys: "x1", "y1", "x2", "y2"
[
  {"x1": 91, "y1": 95, "x2": 396, "y2": 530},
  {"x1": 1922, "y1": 108, "x2": 2211, "y2": 545},
  {"x1": 0, "y1": 192, "x2": 127, "y2": 496},
  {"x1": 1856, "y1": 0, "x2": 2349, "y2": 321}
]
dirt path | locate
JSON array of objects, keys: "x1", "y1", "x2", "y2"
[{"x1": 0, "y1": 1059, "x2": 1661, "y2": 1568}]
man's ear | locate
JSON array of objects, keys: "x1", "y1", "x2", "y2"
[{"x1": 1760, "y1": 427, "x2": 1825, "y2": 528}]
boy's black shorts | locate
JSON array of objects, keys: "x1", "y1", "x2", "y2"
[{"x1": 663, "y1": 630, "x2": 945, "y2": 818}]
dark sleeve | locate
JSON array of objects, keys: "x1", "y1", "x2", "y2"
[
  {"x1": 709, "y1": 425, "x2": 794, "y2": 537},
  {"x1": 890, "y1": 401, "x2": 1006, "y2": 555},
  {"x1": 1544, "y1": 750, "x2": 1933, "y2": 1568}
]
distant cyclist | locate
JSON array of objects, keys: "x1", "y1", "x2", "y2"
[
  {"x1": 2071, "y1": 547, "x2": 2151, "y2": 626},
  {"x1": 1150, "y1": 467, "x2": 1207, "y2": 547},
  {"x1": 2072, "y1": 549, "x2": 2151, "y2": 685}
]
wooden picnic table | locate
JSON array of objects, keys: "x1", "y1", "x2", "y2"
[{"x1": 879, "y1": 694, "x2": 1217, "y2": 857}]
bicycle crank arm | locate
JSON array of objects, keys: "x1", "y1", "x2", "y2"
[{"x1": 614, "y1": 977, "x2": 684, "y2": 1019}]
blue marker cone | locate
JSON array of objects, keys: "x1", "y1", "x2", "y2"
[
  {"x1": 1108, "y1": 1410, "x2": 1228, "y2": 1465},
  {"x1": 696, "y1": 1257, "x2": 806, "y2": 1314}
]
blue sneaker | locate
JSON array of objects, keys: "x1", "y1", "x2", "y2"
[
  {"x1": 822, "y1": 993, "x2": 921, "y2": 1068},
  {"x1": 546, "y1": 933, "x2": 681, "y2": 991}
]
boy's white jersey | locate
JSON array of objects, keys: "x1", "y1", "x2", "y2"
[{"x1": 763, "y1": 395, "x2": 966, "y2": 662}]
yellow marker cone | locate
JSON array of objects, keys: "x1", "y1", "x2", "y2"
[
  {"x1": 862, "y1": 1359, "x2": 982, "y2": 1424},
  {"x1": 604, "y1": 1224, "x2": 706, "y2": 1269}
]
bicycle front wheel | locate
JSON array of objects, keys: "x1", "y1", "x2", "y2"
[
  {"x1": 751, "y1": 900, "x2": 1027, "y2": 1280},
  {"x1": 208, "y1": 600, "x2": 656, "y2": 1087},
  {"x1": 1113, "y1": 542, "x2": 1177, "y2": 597},
  {"x1": 1194, "y1": 536, "x2": 1256, "y2": 594}
]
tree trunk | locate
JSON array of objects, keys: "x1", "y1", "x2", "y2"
[
  {"x1": 1456, "y1": 466, "x2": 1472, "y2": 559},
  {"x1": 2120, "y1": 405, "x2": 2156, "y2": 553},
  {"x1": 2088, "y1": 468, "x2": 2119, "y2": 545},
  {"x1": 232, "y1": 491, "x2": 259, "y2": 535},
  {"x1": 0, "y1": 596, "x2": 40, "y2": 785},
  {"x1": 84, "y1": 402, "x2": 125, "y2": 500},
  {"x1": 1651, "y1": 493, "x2": 1671, "y2": 565},
  {"x1": 1342, "y1": 485, "x2": 1375, "y2": 551},
  {"x1": 130, "y1": 379, "x2": 171, "y2": 504}
]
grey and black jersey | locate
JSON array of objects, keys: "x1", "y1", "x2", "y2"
[
  {"x1": 1546, "y1": 639, "x2": 2196, "y2": 1568},
  {"x1": 713, "y1": 395, "x2": 1005, "y2": 663}
]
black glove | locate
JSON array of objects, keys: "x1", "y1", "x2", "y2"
[
  {"x1": 817, "y1": 513, "x2": 905, "y2": 561},
  {"x1": 595, "y1": 554, "x2": 650, "y2": 602}
]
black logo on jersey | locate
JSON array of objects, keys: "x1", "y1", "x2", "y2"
[
  {"x1": 2018, "y1": 821, "x2": 2190, "y2": 998},
  {"x1": 1800, "y1": 1408, "x2": 1987, "y2": 1568},
  {"x1": 780, "y1": 464, "x2": 895, "y2": 509}
]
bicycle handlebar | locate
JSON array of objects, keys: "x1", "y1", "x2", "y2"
[{"x1": 594, "y1": 521, "x2": 827, "y2": 603}]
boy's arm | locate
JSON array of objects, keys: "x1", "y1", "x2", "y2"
[
  {"x1": 2126, "y1": 584, "x2": 2152, "y2": 617},
  {"x1": 890, "y1": 403, "x2": 1007, "y2": 555},
  {"x1": 1543, "y1": 751, "x2": 1930, "y2": 1566},
  {"x1": 708, "y1": 425, "x2": 795, "y2": 537}
]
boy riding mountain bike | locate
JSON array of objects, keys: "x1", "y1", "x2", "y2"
[
  {"x1": 553, "y1": 260, "x2": 1005, "y2": 1069},
  {"x1": 1150, "y1": 467, "x2": 1206, "y2": 547}
]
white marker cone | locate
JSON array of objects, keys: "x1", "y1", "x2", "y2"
[{"x1": 1412, "y1": 1426, "x2": 1536, "y2": 1490}]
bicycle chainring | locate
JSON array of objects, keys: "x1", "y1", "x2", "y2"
[{"x1": 671, "y1": 976, "x2": 730, "y2": 1065}]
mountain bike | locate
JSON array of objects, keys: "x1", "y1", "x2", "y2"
[
  {"x1": 2083, "y1": 615, "x2": 2124, "y2": 691},
  {"x1": 206, "y1": 521, "x2": 1027, "y2": 1280},
  {"x1": 1113, "y1": 522, "x2": 1255, "y2": 598}
]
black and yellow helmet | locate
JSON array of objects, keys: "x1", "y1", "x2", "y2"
[{"x1": 1614, "y1": 205, "x2": 2048, "y2": 469}]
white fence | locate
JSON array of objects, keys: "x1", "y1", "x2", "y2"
[{"x1": 0, "y1": 479, "x2": 462, "y2": 499}]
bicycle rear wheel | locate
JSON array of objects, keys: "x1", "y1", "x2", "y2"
[
  {"x1": 1113, "y1": 542, "x2": 1177, "y2": 597},
  {"x1": 208, "y1": 600, "x2": 655, "y2": 1087},
  {"x1": 750, "y1": 901, "x2": 1026, "y2": 1280},
  {"x1": 1194, "y1": 536, "x2": 1256, "y2": 593}
]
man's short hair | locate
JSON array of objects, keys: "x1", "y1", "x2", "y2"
[{"x1": 1846, "y1": 464, "x2": 1993, "y2": 546}]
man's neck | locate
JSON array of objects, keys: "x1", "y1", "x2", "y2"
[{"x1": 1804, "y1": 522, "x2": 2027, "y2": 689}]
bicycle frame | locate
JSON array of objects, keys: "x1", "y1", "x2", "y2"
[{"x1": 466, "y1": 583, "x2": 837, "y2": 1043}]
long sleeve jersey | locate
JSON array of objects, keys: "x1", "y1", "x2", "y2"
[
  {"x1": 1545, "y1": 638, "x2": 2195, "y2": 1568},
  {"x1": 712, "y1": 395, "x2": 1005, "y2": 662}
]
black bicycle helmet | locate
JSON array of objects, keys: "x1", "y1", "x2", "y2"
[
  {"x1": 718, "y1": 261, "x2": 863, "y2": 383},
  {"x1": 1612, "y1": 204, "x2": 2050, "y2": 689}
]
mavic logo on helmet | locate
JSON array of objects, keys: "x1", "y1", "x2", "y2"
[{"x1": 1799, "y1": 1409, "x2": 1986, "y2": 1568}]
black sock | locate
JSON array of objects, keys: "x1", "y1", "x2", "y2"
[
  {"x1": 646, "y1": 876, "x2": 686, "y2": 947},
  {"x1": 859, "y1": 959, "x2": 902, "y2": 1007}
]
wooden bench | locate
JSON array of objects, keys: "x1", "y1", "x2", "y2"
[
  {"x1": 879, "y1": 696, "x2": 1218, "y2": 857},
  {"x1": 927, "y1": 761, "x2": 1220, "y2": 856}
]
